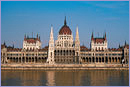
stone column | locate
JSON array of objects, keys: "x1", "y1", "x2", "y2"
[
  {"x1": 34, "y1": 57, "x2": 35, "y2": 63},
  {"x1": 101, "y1": 57, "x2": 102, "y2": 63},
  {"x1": 21, "y1": 57, "x2": 22, "y2": 64},
  {"x1": 31, "y1": 56, "x2": 32, "y2": 63},
  {"x1": 98, "y1": 57, "x2": 99, "y2": 63},
  {"x1": 25, "y1": 56, "x2": 26, "y2": 64},
  {"x1": 15, "y1": 57, "x2": 16, "y2": 63},
  {"x1": 111, "y1": 58, "x2": 112, "y2": 64},
  {"x1": 18, "y1": 57, "x2": 19, "y2": 63},
  {"x1": 104, "y1": 57, "x2": 105, "y2": 63},
  {"x1": 91, "y1": 57, "x2": 92, "y2": 63}
]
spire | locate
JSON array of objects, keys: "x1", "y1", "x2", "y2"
[
  {"x1": 91, "y1": 32, "x2": 94, "y2": 41},
  {"x1": 24, "y1": 34, "x2": 26, "y2": 39},
  {"x1": 13, "y1": 44, "x2": 14, "y2": 48},
  {"x1": 75, "y1": 26, "x2": 79, "y2": 40},
  {"x1": 64, "y1": 16, "x2": 67, "y2": 25},
  {"x1": 32, "y1": 32, "x2": 33, "y2": 38},
  {"x1": 125, "y1": 40, "x2": 127, "y2": 45},
  {"x1": 119, "y1": 43, "x2": 120, "y2": 48},
  {"x1": 3, "y1": 41, "x2": 6, "y2": 45},
  {"x1": 104, "y1": 32, "x2": 106, "y2": 40},
  {"x1": 47, "y1": 25, "x2": 55, "y2": 64},
  {"x1": 37, "y1": 33, "x2": 38, "y2": 38},
  {"x1": 75, "y1": 26, "x2": 80, "y2": 48},
  {"x1": 83, "y1": 43, "x2": 84, "y2": 46},
  {"x1": 92, "y1": 32, "x2": 93, "y2": 38},
  {"x1": 27, "y1": 35, "x2": 29, "y2": 38},
  {"x1": 50, "y1": 25, "x2": 54, "y2": 41},
  {"x1": 39, "y1": 36, "x2": 40, "y2": 40}
]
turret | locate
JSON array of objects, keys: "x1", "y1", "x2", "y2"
[
  {"x1": 37, "y1": 33, "x2": 38, "y2": 38},
  {"x1": 39, "y1": 36, "x2": 40, "y2": 40},
  {"x1": 47, "y1": 25, "x2": 55, "y2": 64},
  {"x1": 91, "y1": 32, "x2": 94, "y2": 41},
  {"x1": 125, "y1": 40, "x2": 127, "y2": 46},
  {"x1": 64, "y1": 16, "x2": 67, "y2": 25},
  {"x1": 104, "y1": 32, "x2": 106, "y2": 40},
  {"x1": 3, "y1": 41, "x2": 6, "y2": 46},
  {"x1": 24, "y1": 34, "x2": 26, "y2": 40},
  {"x1": 119, "y1": 43, "x2": 120, "y2": 48},
  {"x1": 75, "y1": 26, "x2": 80, "y2": 64}
]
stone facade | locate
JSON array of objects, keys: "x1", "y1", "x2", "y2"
[
  {"x1": 1, "y1": 18, "x2": 129, "y2": 66},
  {"x1": 23, "y1": 34, "x2": 41, "y2": 50}
]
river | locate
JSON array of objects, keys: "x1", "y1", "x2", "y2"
[{"x1": 1, "y1": 69, "x2": 129, "y2": 86}]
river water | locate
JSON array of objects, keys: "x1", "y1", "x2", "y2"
[{"x1": 1, "y1": 69, "x2": 129, "y2": 86}]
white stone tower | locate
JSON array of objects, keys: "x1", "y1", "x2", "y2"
[
  {"x1": 75, "y1": 26, "x2": 80, "y2": 63},
  {"x1": 47, "y1": 26, "x2": 55, "y2": 64}
]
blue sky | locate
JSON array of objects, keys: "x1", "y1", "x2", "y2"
[{"x1": 1, "y1": 1, "x2": 129, "y2": 48}]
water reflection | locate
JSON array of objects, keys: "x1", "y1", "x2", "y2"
[
  {"x1": 1, "y1": 70, "x2": 129, "y2": 86},
  {"x1": 46, "y1": 71, "x2": 55, "y2": 86}
]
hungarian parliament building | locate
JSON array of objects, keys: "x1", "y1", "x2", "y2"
[{"x1": 1, "y1": 17, "x2": 129, "y2": 65}]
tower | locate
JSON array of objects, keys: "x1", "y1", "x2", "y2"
[
  {"x1": 47, "y1": 25, "x2": 55, "y2": 64},
  {"x1": 75, "y1": 26, "x2": 80, "y2": 64},
  {"x1": 91, "y1": 32, "x2": 107, "y2": 51},
  {"x1": 104, "y1": 32, "x2": 106, "y2": 40}
]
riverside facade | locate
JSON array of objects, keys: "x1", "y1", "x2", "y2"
[{"x1": 1, "y1": 18, "x2": 129, "y2": 66}]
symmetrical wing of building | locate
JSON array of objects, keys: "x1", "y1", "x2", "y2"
[{"x1": 1, "y1": 18, "x2": 129, "y2": 65}]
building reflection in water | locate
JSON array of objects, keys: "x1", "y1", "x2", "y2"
[
  {"x1": 46, "y1": 71, "x2": 55, "y2": 86},
  {"x1": 1, "y1": 70, "x2": 129, "y2": 86}
]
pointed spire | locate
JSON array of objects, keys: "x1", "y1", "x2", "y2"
[
  {"x1": 24, "y1": 34, "x2": 26, "y2": 39},
  {"x1": 13, "y1": 44, "x2": 14, "y2": 48},
  {"x1": 92, "y1": 32, "x2": 93, "y2": 38},
  {"x1": 27, "y1": 35, "x2": 29, "y2": 38},
  {"x1": 76, "y1": 26, "x2": 79, "y2": 40},
  {"x1": 104, "y1": 32, "x2": 106, "y2": 40},
  {"x1": 91, "y1": 32, "x2": 94, "y2": 41},
  {"x1": 125, "y1": 40, "x2": 127, "y2": 45},
  {"x1": 83, "y1": 43, "x2": 84, "y2": 46},
  {"x1": 32, "y1": 32, "x2": 33, "y2": 38},
  {"x1": 64, "y1": 16, "x2": 67, "y2": 25},
  {"x1": 119, "y1": 43, "x2": 120, "y2": 48},
  {"x1": 50, "y1": 25, "x2": 54, "y2": 41},
  {"x1": 4, "y1": 41, "x2": 6, "y2": 45},
  {"x1": 37, "y1": 33, "x2": 38, "y2": 38},
  {"x1": 39, "y1": 36, "x2": 40, "y2": 40}
]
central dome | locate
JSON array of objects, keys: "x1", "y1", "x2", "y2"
[{"x1": 59, "y1": 17, "x2": 72, "y2": 35}]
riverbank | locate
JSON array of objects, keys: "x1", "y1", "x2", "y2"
[{"x1": 1, "y1": 64, "x2": 129, "y2": 70}]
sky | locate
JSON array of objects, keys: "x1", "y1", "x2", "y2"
[{"x1": 1, "y1": 1, "x2": 129, "y2": 48}]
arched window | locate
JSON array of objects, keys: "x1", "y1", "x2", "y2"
[
  {"x1": 51, "y1": 52, "x2": 52, "y2": 57},
  {"x1": 102, "y1": 47, "x2": 103, "y2": 51}
]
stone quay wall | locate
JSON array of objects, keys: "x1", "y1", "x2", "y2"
[{"x1": 1, "y1": 64, "x2": 129, "y2": 70}]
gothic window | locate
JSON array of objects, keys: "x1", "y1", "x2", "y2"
[
  {"x1": 102, "y1": 47, "x2": 103, "y2": 51},
  {"x1": 51, "y1": 52, "x2": 52, "y2": 57},
  {"x1": 64, "y1": 42, "x2": 67, "y2": 47},
  {"x1": 96, "y1": 47, "x2": 97, "y2": 51}
]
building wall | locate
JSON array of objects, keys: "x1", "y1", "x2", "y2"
[
  {"x1": 91, "y1": 41, "x2": 107, "y2": 51},
  {"x1": 1, "y1": 48, "x2": 47, "y2": 64},
  {"x1": 1, "y1": 46, "x2": 129, "y2": 65},
  {"x1": 80, "y1": 50, "x2": 123, "y2": 64},
  {"x1": 23, "y1": 41, "x2": 41, "y2": 50}
]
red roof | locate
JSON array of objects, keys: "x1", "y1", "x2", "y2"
[
  {"x1": 92, "y1": 38, "x2": 105, "y2": 43},
  {"x1": 59, "y1": 25, "x2": 72, "y2": 35},
  {"x1": 108, "y1": 48, "x2": 122, "y2": 51},
  {"x1": 1, "y1": 44, "x2": 6, "y2": 49},
  {"x1": 38, "y1": 46, "x2": 48, "y2": 51},
  {"x1": 24, "y1": 38, "x2": 40, "y2": 43},
  {"x1": 7, "y1": 48, "x2": 22, "y2": 52},
  {"x1": 80, "y1": 45, "x2": 90, "y2": 51},
  {"x1": 124, "y1": 44, "x2": 129, "y2": 49}
]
